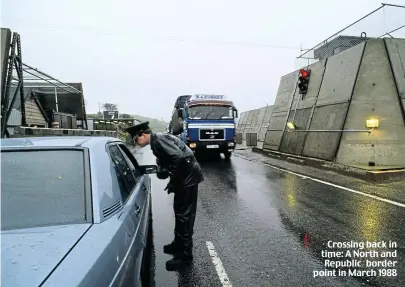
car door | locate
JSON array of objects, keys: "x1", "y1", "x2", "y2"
[
  {"x1": 118, "y1": 144, "x2": 149, "y2": 234},
  {"x1": 107, "y1": 144, "x2": 146, "y2": 287},
  {"x1": 117, "y1": 144, "x2": 149, "y2": 279}
]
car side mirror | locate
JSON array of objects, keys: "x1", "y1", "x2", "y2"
[{"x1": 140, "y1": 165, "x2": 158, "y2": 174}]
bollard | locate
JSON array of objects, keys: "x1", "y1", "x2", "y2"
[{"x1": 246, "y1": 132, "x2": 258, "y2": 146}]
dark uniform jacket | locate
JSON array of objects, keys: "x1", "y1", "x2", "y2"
[{"x1": 150, "y1": 131, "x2": 204, "y2": 189}]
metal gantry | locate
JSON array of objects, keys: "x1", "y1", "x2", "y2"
[
  {"x1": 1, "y1": 31, "x2": 88, "y2": 137},
  {"x1": 297, "y1": 3, "x2": 405, "y2": 60},
  {"x1": 1, "y1": 32, "x2": 25, "y2": 138},
  {"x1": 15, "y1": 62, "x2": 88, "y2": 130}
]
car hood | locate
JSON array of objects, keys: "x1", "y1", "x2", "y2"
[{"x1": 1, "y1": 223, "x2": 91, "y2": 287}]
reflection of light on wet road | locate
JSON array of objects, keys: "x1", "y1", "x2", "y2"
[
  {"x1": 281, "y1": 173, "x2": 297, "y2": 208},
  {"x1": 141, "y1": 148, "x2": 405, "y2": 286},
  {"x1": 358, "y1": 200, "x2": 381, "y2": 243},
  {"x1": 264, "y1": 163, "x2": 405, "y2": 208},
  {"x1": 287, "y1": 194, "x2": 296, "y2": 207}
]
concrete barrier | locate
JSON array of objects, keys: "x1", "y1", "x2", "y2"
[
  {"x1": 244, "y1": 110, "x2": 255, "y2": 139},
  {"x1": 385, "y1": 38, "x2": 405, "y2": 115},
  {"x1": 263, "y1": 70, "x2": 298, "y2": 150},
  {"x1": 237, "y1": 106, "x2": 274, "y2": 143},
  {"x1": 236, "y1": 132, "x2": 243, "y2": 144},
  {"x1": 259, "y1": 106, "x2": 273, "y2": 141},
  {"x1": 236, "y1": 112, "x2": 246, "y2": 134},
  {"x1": 238, "y1": 110, "x2": 249, "y2": 140},
  {"x1": 250, "y1": 109, "x2": 260, "y2": 133},
  {"x1": 259, "y1": 37, "x2": 405, "y2": 170},
  {"x1": 335, "y1": 39, "x2": 405, "y2": 168},
  {"x1": 246, "y1": 133, "x2": 258, "y2": 146}
]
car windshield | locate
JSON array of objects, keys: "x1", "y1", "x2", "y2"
[
  {"x1": 188, "y1": 105, "x2": 233, "y2": 120},
  {"x1": 1, "y1": 149, "x2": 87, "y2": 230}
]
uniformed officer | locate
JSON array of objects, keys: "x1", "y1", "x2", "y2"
[{"x1": 126, "y1": 122, "x2": 204, "y2": 271}]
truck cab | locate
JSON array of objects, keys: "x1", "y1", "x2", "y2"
[{"x1": 178, "y1": 94, "x2": 238, "y2": 159}]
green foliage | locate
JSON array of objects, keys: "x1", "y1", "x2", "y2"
[
  {"x1": 86, "y1": 114, "x2": 98, "y2": 119},
  {"x1": 86, "y1": 112, "x2": 102, "y2": 119},
  {"x1": 103, "y1": 103, "x2": 118, "y2": 111},
  {"x1": 132, "y1": 115, "x2": 168, "y2": 132}
]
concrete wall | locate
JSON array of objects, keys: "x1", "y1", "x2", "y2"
[
  {"x1": 237, "y1": 105, "x2": 274, "y2": 141},
  {"x1": 302, "y1": 42, "x2": 365, "y2": 160},
  {"x1": 259, "y1": 106, "x2": 273, "y2": 141},
  {"x1": 335, "y1": 39, "x2": 405, "y2": 168},
  {"x1": 261, "y1": 38, "x2": 405, "y2": 169},
  {"x1": 385, "y1": 38, "x2": 405, "y2": 115},
  {"x1": 263, "y1": 70, "x2": 298, "y2": 150}
]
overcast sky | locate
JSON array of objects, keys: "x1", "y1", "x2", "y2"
[{"x1": 2, "y1": 0, "x2": 404, "y2": 121}]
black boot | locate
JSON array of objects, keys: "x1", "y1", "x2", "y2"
[
  {"x1": 163, "y1": 241, "x2": 181, "y2": 255},
  {"x1": 165, "y1": 252, "x2": 193, "y2": 271}
]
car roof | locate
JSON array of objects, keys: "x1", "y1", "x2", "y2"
[{"x1": 0, "y1": 136, "x2": 122, "y2": 148}]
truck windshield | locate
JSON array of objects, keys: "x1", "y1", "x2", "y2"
[
  {"x1": 188, "y1": 105, "x2": 233, "y2": 120},
  {"x1": 1, "y1": 149, "x2": 87, "y2": 230}
]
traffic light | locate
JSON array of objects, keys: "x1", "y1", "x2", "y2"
[{"x1": 298, "y1": 68, "x2": 311, "y2": 95}]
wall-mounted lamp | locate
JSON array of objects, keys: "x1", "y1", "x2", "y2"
[
  {"x1": 287, "y1": 121, "x2": 296, "y2": 129},
  {"x1": 366, "y1": 118, "x2": 379, "y2": 128}
]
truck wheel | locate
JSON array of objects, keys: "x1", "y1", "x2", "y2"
[{"x1": 224, "y1": 151, "x2": 232, "y2": 160}]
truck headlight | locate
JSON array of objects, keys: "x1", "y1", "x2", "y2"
[
  {"x1": 228, "y1": 142, "x2": 234, "y2": 146},
  {"x1": 189, "y1": 143, "x2": 196, "y2": 148}
]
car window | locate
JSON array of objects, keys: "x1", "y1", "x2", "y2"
[
  {"x1": 1, "y1": 150, "x2": 87, "y2": 230},
  {"x1": 109, "y1": 145, "x2": 136, "y2": 202},
  {"x1": 118, "y1": 144, "x2": 142, "y2": 179}
]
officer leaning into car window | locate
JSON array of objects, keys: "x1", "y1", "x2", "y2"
[{"x1": 126, "y1": 121, "x2": 204, "y2": 271}]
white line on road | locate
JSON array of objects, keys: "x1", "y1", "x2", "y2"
[
  {"x1": 263, "y1": 163, "x2": 405, "y2": 208},
  {"x1": 206, "y1": 241, "x2": 233, "y2": 287}
]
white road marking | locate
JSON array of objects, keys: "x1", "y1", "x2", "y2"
[
  {"x1": 263, "y1": 163, "x2": 405, "y2": 208},
  {"x1": 206, "y1": 241, "x2": 233, "y2": 287}
]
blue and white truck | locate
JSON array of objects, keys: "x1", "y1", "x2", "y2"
[{"x1": 173, "y1": 94, "x2": 238, "y2": 159}]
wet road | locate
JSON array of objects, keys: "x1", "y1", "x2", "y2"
[{"x1": 135, "y1": 146, "x2": 405, "y2": 287}]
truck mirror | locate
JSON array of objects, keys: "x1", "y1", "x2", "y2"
[
  {"x1": 177, "y1": 108, "x2": 184, "y2": 118},
  {"x1": 233, "y1": 108, "x2": 238, "y2": 118}
]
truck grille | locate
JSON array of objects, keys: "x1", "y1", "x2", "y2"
[{"x1": 199, "y1": 129, "x2": 225, "y2": 140}]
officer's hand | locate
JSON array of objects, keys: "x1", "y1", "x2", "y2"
[
  {"x1": 164, "y1": 182, "x2": 174, "y2": 194},
  {"x1": 157, "y1": 168, "x2": 169, "y2": 180},
  {"x1": 164, "y1": 183, "x2": 170, "y2": 191}
]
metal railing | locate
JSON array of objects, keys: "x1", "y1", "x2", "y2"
[{"x1": 295, "y1": 3, "x2": 405, "y2": 68}]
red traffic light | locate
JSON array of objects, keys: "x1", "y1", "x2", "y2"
[{"x1": 300, "y1": 69, "x2": 309, "y2": 78}]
